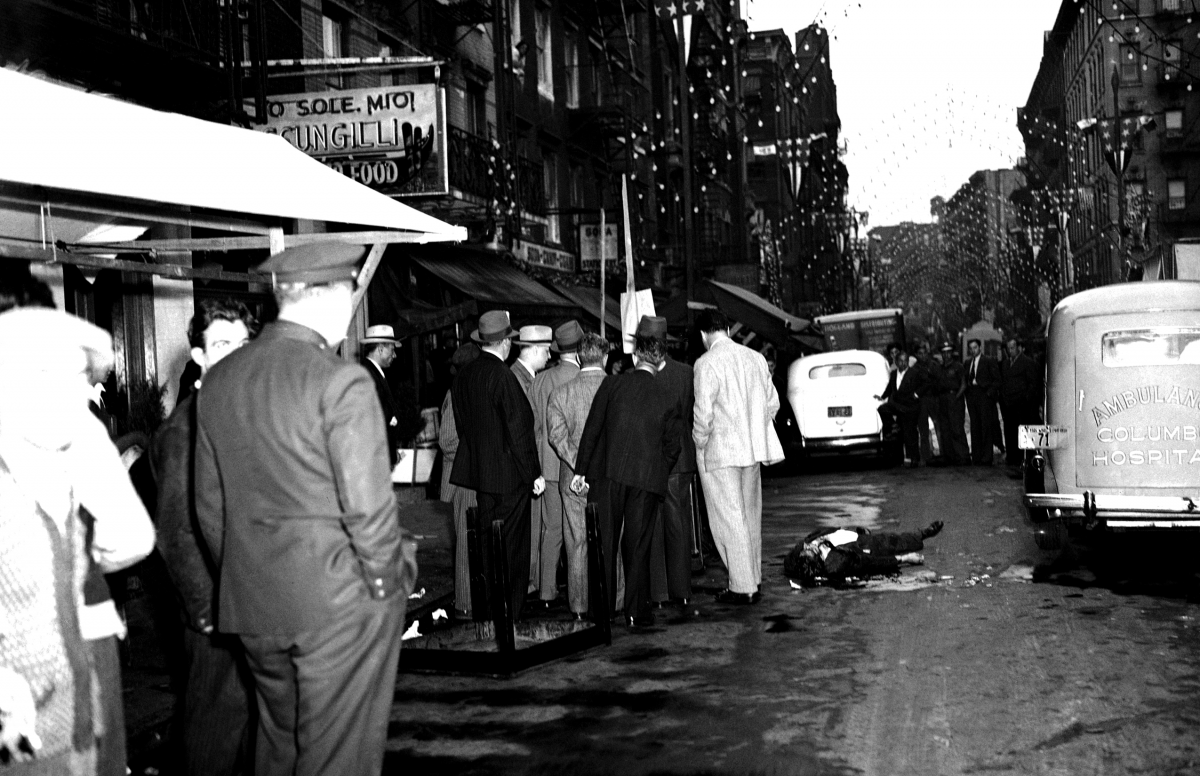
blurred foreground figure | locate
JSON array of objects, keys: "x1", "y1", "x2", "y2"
[
  {"x1": 150, "y1": 299, "x2": 257, "y2": 775},
  {"x1": 194, "y1": 244, "x2": 417, "y2": 776},
  {"x1": 0, "y1": 308, "x2": 155, "y2": 774}
]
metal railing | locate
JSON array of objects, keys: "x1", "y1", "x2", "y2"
[{"x1": 447, "y1": 126, "x2": 494, "y2": 201}]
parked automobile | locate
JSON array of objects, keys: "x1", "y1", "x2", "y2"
[
  {"x1": 1021, "y1": 281, "x2": 1200, "y2": 550},
  {"x1": 785, "y1": 349, "x2": 900, "y2": 463}
]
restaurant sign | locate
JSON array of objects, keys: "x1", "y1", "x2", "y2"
[{"x1": 256, "y1": 84, "x2": 448, "y2": 197}]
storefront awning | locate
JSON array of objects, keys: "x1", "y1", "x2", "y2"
[
  {"x1": 0, "y1": 68, "x2": 465, "y2": 277},
  {"x1": 410, "y1": 253, "x2": 578, "y2": 323},
  {"x1": 546, "y1": 282, "x2": 621, "y2": 336},
  {"x1": 706, "y1": 280, "x2": 821, "y2": 352},
  {"x1": 0, "y1": 68, "x2": 463, "y2": 238}
]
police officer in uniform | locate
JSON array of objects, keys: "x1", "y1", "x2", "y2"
[{"x1": 194, "y1": 243, "x2": 417, "y2": 776}]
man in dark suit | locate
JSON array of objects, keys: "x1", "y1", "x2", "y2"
[
  {"x1": 639, "y1": 316, "x2": 696, "y2": 607},
  {"x1": 194, "y1": 244, "x2": 418, "y2": 776},
  {"x1": 999, "y1": 338, "x2": 1042, "y2": 466},
  {"x1": 150, "y1": 298, "x2": 256, "y2": 776},
  {"x1": 937, "y1": 343, "x2": 971, "y2": 465},
  {"x1": 361, "y1": 324, "x2": 402, "y2": 466},
  {"x1": 572, "y1": 333, "x2": 683, "y2": 628},
  {"x1": 877, "y1": 346, "x2": 927, "y2": 466},
  {"x1": 964, "y1": 338, "x2": 1001, "y2": 465},
  {"x1": 450, "y1": 310, "x2": 545, "y2": 621}
]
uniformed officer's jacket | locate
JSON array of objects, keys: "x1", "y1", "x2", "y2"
[{"x1": 194, "y1": 320, "x2": 415, "y2": 637}]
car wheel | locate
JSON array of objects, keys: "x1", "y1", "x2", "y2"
[{"x1": 1033, "y1": 522, "x2": 1067, "y2": 551}]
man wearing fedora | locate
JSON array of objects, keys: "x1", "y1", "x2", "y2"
[
  {"x1": 511, "y1": 324, "x2": 552, "y2": 400},
  {"x1": 638, "y1": 315, "x2": 696, "y2": 607},
  {"x1": 450, "y1": 311, "x2": 546, "y2": 621},
  {"x1": 511, "y1": 323, "x2": 552, "y2": 593},
  {"x1": 194, "y1": 243, "x2": 418, "y2": 776},
  {"x1": 572, "y1": 332, "x2": 683, "y2": 628},
  {"x1": 529, "y1": 320, "x2": 584, "y2": 610},
  {"x1": 361, "y1": 323, "x2": 403, "y2": 466}
]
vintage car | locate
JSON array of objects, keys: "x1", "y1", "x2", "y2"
[
  {"x1": 785, "y1": 349, "x2": 899, "y2": 462},
  {"x1": 1021, "y1": 281, "x2": 1200, "y2": 550}
]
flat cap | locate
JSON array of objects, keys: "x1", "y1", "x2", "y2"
[{"x1": 257, "y1": 243, "x2": 367, "y2": 285}]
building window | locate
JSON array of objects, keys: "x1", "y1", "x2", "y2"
[
  {"x1": 1168, "y1": 179, "x2": 1186, "y2": 210},
  {"x1": 1162, "y1": 0, "x2": 1182, "y2": 12},
  {"x1": 544, "y1": 153, "x2": 560, "y2": 243},
  {"x1": 1166, "y1": 109, "x2": 1184, "y2": 137},
  {"x1": 535, "y1": 6, "x2": 554, "y2": 100},
  {"x1": 322, "y1": 14, "x2": 344, "y2": 58},
  {"x1": 1119, "y1": 44, "x2": 1140, "y2": 83},
  {"x1": 565, "y1": 29, "x2": 580, "y2": 108},
  {"x1": 466, "y1": 81, "x2": 487, "y2": 136}
]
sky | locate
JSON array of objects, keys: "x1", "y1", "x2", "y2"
[{"x1": 743, "y1": 0, "x2": 1064, "y2": 227}]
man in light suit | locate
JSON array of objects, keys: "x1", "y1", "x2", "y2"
[
  {"x1": 451, "y1": 311, "x2": 546, "y2": 620},
  {"x1": 547, "y1": 332, "x2": 610, "y2": 618},
  {"x1": 529, "y1": 321, "x2": 583, "y2": 610},
  {"x1": 510, "y1": 323, "x2": 551, "y2": 593},
  {"x1": 511, "y1": 324, "x2": 551, "y2": 400},
  {"x1": 692, "y1": 309, "x2": 784, "y2": 606},
  {"x1": 194, "y1": 244, "x2": 417, "y2": 776}
]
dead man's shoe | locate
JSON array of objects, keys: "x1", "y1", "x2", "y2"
[{"x1": 921, "y1": 520, "x2": 944, "y2": 539}]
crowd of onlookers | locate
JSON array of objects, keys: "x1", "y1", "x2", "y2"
[
  {"x1": 0, "y1": 246, "x2": 786, "y2": 775},
  {"x1": 875, "y1": 337, "x2": 1044, "y2": 468},
  {"x1": 1, "y1": 247, "x2": 1046, "y2": 775}
]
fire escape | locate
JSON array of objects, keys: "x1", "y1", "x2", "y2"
[{"x1": 569, "y1": 0, "x2": 648, "y2": 177}]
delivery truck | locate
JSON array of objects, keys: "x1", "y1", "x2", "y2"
[{"x1": 814, "y1": 308, "x2": 905, "y2": 354}]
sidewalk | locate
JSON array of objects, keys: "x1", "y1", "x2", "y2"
[{"x1": 123, "y1": 488, "x2": 456, "y2": 774}]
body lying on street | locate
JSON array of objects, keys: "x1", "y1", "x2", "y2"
[{"x1": 783, "y1": 522, "x2": 944, "y2": 587}]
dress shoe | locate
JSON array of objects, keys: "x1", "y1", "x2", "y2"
[
  {"x1": 713, "y1": 589, "x2": 760, "y2": 605},
  {"x1": 626, "y1": 613, "x2": 655, "y2": 628}
]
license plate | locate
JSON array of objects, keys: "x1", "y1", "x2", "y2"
[
  {"x1": 1019, "y1": 424, "x2": 1069, "y2": 450},
  {"x1": 828, "y1": 406, "x2": 852, "y2": 418}
]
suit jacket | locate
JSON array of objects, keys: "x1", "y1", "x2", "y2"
[
  {"x1": 530, "y1": 360, "x2": 580, "y2": 482},
  {"x1": 1000, "y1": 352, "x2": 1041, "y2": 407},
  {"x1": 194, "y1": 320, "x2": 414, "y2": 637},
  {"x1": 965, "y1": 353, "x2": 1000, "y2": 397},
  {"x1": 450, "y1": 350, "x2": 540, "y2": 494},
  {"x1": 547, "y1": 367, "x2": 607, "y2": 472},
  {"x1": 575, "y1": 367, "x2": 683, "y2": 496},
  {"x1": 362, "y1": 357, "x2": 401, "y2": 465},
  {"x1": 511, "y1": 359, "x2": 536, "y2": 401},
  {"x1": 656, "y1": 356, "x2": 697, "y2": 475},
  {"x1": 148, "y1": 394, "x2": 215, "y2": 633},
  {"x1": 880, "y1": 364, "x2": 926, "y2": 413},
  {"x1": 693, "y1": 337, "x2": 784, "y2": 471}
]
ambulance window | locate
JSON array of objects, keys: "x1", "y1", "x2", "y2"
[
  {"x1": 809, "y1": 363, "x2": 868, "y2": 379},
  {"x1": 1102, "y1": 328, "x2": 1200, "y2": 366}
]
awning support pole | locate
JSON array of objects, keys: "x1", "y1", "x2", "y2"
[{"x1": 599, "y1": 201, "x2": 606, "y2": 339}]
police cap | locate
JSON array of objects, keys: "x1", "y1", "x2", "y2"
[{"x1": 257, "y1": 242, "x2": 367, "y2": 286}]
